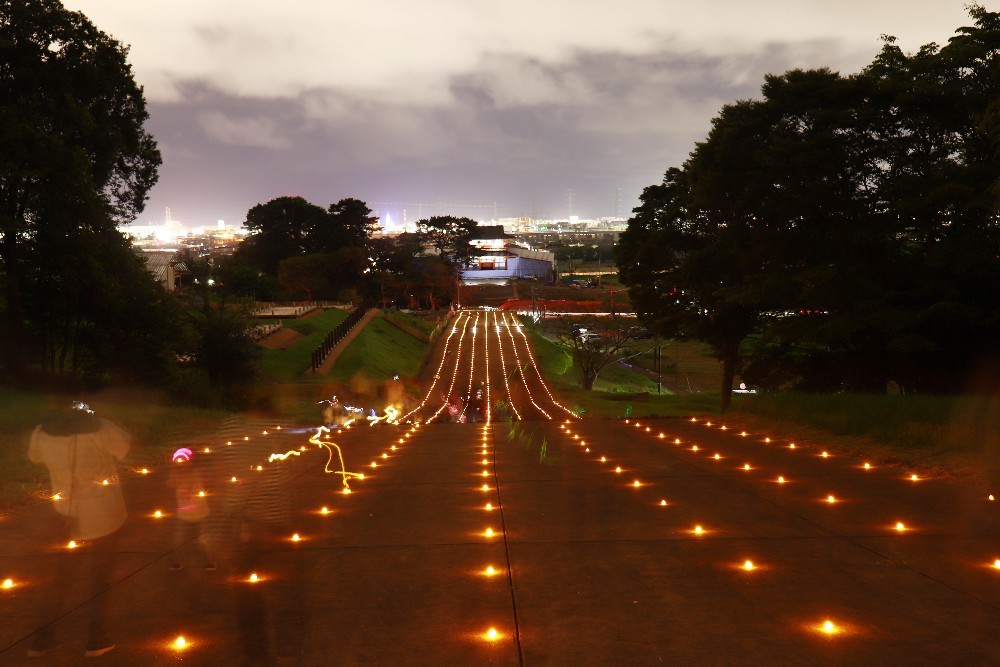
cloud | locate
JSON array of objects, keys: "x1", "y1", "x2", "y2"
[{"x1": 197, "y1": 111, "x2": 292, "y2": 149}]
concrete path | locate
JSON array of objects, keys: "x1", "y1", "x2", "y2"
[{"x1": 1, "y1": 310, "x2": 997, "y2": 665}]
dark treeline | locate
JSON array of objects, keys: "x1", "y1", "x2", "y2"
[
  {"x1": 617, "y1": 6, "x2": 1000, "y2": 410},
  {"x1": 215, "y1": 195, "x2": 477, "y2": 311}
]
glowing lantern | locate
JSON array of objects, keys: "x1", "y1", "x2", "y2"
[
  {"x1": 173, "y1": 636, "x2": 188, "y2": 651},
  {"x1": 482, "y1": 484, "x2": 489, "y2": 491},
  {"x1": 743, "y1": 464, "x2": 751, "y2": 471},
  {"x1": 485, "y1": 503, "x2": 493, "y2": 510},
  {"x1": 2, "y1": 579, "x2": 13, "y2": 590},
  {"x1": 742, "y1": 560, "x2": 755, "y2": 571},
  {"x1": 633, "y1": 480, "x2": 641, "y2": 488},
  {"x1": 140, "y1": 468, "x2": 150, "y2": 475},
  {"x1": 484, "y1": 528, "x2": 494, "y2": 538},
  {"x1": 320, "y1": 507, "x2": 330, "y2": 515},
  {"x1": 693, "y1": 525, "x2": 704, "y2": 536},
  {"x1": 910, "y1": 474, "x2": 919, "y2": 481},
  {"x1": 713, "y1": 454, "x2": 721, "y2": 460},
  {"x1": 822, "y1": 621, "x2": 838, "y2": 635},
  {"x1": 659, "y1": 500, "x2": 667, "y2": 506},
  {"x1": 826, "y1": 495, "x2": 836, "y2": 504},
  {"x1": 154, "y1": 510, "x2": 163, "y2": 518},
  {"x1": 600, "y1": 457, "x2": 607, "y2": 462},
  {"x1": 895, "y1": 522, "x2": 906, "y2": 532},
  {"x1": 67, "y1": 540, "x2": 78, "y2": 549},
  {"x1": 691, "y1": 446, "x2": 699, "y2": 452},
  {"x1": 764, "y1": 438, "x2": 771, "y2": 443},
  {"x1": 291, "y1": 533, "x2": 301, "y2": 542},
  {"x1": 615, "y1": 467, "x2": 622, "y2": 473},
  {"x1": 248, "y1": 573, "x2": 259, "y2": 583},
  {"x1": 864, "y1": 463, "x2": 871, "y2": 470},
  {"x1": 485, "y1": 628, "x2": 499, "y2": 641},
  {"x1": 993, "y1": 559, "x2": 1000, "y2": 569},
  {"x1": 778, "y1": 476, "x2": 786, "y2": 484},
  {"x1": 789, "y1": 444, "x2": 796, "y2": 449},
  {"x1": 485, "y1": 566, "x2": 497, "y2": 576}
]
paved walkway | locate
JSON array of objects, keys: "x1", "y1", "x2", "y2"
[{"x1": 1, "y1": 311, "x2": 998, "y2": 665}]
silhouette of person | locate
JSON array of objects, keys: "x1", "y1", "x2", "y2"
[{"x1": 27, "y1": 399, "x2": 131, "y2": 658}]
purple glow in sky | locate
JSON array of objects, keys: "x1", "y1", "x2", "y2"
[{"x1": 64, "y1": 1, "x2": 982, "y2": 226}]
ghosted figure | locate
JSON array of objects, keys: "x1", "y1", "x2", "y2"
[
  {"x1": 167, "y1": 447, "x2": 216, "y2": 571},
  {"x1": 26, "y1": 400, "x2": 131, "y2": 658},
  {"x1": 209, "y1": 416, "x2": 308, "y2": 665}
]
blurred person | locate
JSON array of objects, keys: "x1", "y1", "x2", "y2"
[
  {"x1": 166, "y1": 447, "x2": 216, "y2": 572},
  {"x1": 26, "y1": 399, "x2": 131, "y2": 658}
]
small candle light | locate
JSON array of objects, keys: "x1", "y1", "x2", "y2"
[
  {"x1": 895, "y1": 522, "x2": 906, "y2": 532},
  {"x1": 154, "y1": 510, "x2": 163, "y2": 518},
  {"x1": 659, "y1": 500, "x2": 667, "y2": 506},
  {"x1": 52, "y1": 493, "x2": 61, "y2": 501},
  {"x1": 740, "y1": 431, "x2": 747, "y2": 437},
  {"x1": 674, "y1": 439, "x2": 681, "y2": 445},
  {"x1": 992, "y1": 559, "x2": 1000, "y2": 569},
  {"x1": 713, "y1": 454, "x2": 720, "y2": 460},
  {"x1": 68, "y1": 540, "x2": 78, "y2": 549},
  {"x1": 291, "y1": 533, "x2": 301, "y2": 542},
  {"x1": 484, "y1": 528, "x2": 494, "y2": 538},
  {"x1": 391, "y1": 445, "x2": 397, "y2": 451},
  {"x1": 633, "y1": 480, "x2": 641, "y2": 488},
  {"x1": 382, "y1": 453, "x2": 388, "y2": 459},
  {"x1": 910, "y1": 474, "x2": 919, "y2": 481},
  {"x1": 173, "y1": 636, "x2": 188, "y2": 651},
  {"x1": 482, "y1": 484, "x2": 489, "y2": 491},
  {"x1": 482, "y1": 459, "x2": 488, "y2": 465},
  {"x1": 821, "y1": 452, "x2": 829, "y2": 458},
  {"x1": 864, "y1": 463, "x2": 871, "y2": 470},
  {"x1": 706, "y1": 422, "x2": 712, "y2": 427},
  {"x1": 485, "y1": 503, "x2": 493, "y2": 510},
  {"x1": 484, "y1": 566, "x2": 497, "y2": 576},
  {"x1": 248, "y1": 573, "x2": 259, "y2": 583},
  {"x1": 990, "y1": 495, "x2": 995, "y2": 501},
  {"x1": 615, "y1": 467, "x2": 622, "y2": 473},
  {"x1": 821, "y1": 620, "x2": 838, "y2": 635},
  {"x1": 720, "y1": 426, "x2": 727, "y2": 431},
  {"x1": 342, "y1": 487, "x2": 352, "y2": 494},
  {"x1": 691, "y1": 445, "x2": 699, "y2": 452},
  {"x1": 693, "y1": 525, "x2": 704, "y2": 535},
  {"x1": 371, "y1": 462, "x2": 378, "y2": 468},
  {"x1": 600, "y1": 457, "x2": 607, "y2": 462},
  {"x1": 826, "y1": 495, "x2": 836, "y2": 504},
  {"x1": 101, "y1": 479, "x2": 109, "y2": 486},
  {"x1": 321, "y1": 506, "x2": 330, "y2": 515},
  {"x1": 485, "y1": 628, "x2": 499, "y2": 641},
  {"x1": 743, "y1": 464, "x2": 751, "y2": 471},
  {"x1": 140, "y1": 468, "x2": 150, "y2": 474},
  {"x1": 789, "y1": 443, "x2": 796, "y2": 449},
  {"x1": 659, "y1": 433, "x2": 665, "y2": 439},
  {"x1": 778, "y1": 476, "x2": 786, "y2": 484},
  {"x1": 764, "y1": 437, "x2": 771, "y2": 443},
  {"x1": 2, "y1": 578, "x2": 13, "y2": 590},
  {"x1": 585, "y1": 448, "x2": 590, "y2": 452},
  {"x1": 482, "y1": 471, "x2": 489, "y2": 477},
  {"x1": 742, "y1": 560, "x2": 755, "y2": 571},
  {"x1": 256, "y1": 465, "x2": 263, "y2": 471}
]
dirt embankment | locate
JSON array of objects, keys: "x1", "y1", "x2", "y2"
[{"x1": 257, "y1": 328, "x2": 304, "y2": 349}]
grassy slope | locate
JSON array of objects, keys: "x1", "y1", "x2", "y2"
[
  {"x1": 522, "y1": 323, "x2": 720, "y2": 418},
  {"x1": 328, "y1": 314, "x2": 429, "y2": 392},
  {"x1": 258, "y1": 308, "x2": 350, "y2": 382}
]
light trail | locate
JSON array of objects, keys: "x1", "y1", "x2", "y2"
[
  {"x1": 498, "y1": 312, "x2": 550, "y2": 419},
  {"x1": 492, "y1": 310, "x2": 523, "y2": 421},
  {"x1": 505, "y1": 312, "x2": 577, "y2": 418},
  {"x1": 401, "y1": 311, "x2": 469, "y2": 422}
]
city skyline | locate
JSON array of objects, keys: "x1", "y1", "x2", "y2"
[{"x1": 64, "y1": 1, "x2": 980, "y2": 227}]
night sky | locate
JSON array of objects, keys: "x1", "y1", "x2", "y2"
[{"x1": 65, "y1": 1, "x2": 980, "y2": 227}]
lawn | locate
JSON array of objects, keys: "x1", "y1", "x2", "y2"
[
  {"x1": 258, "y1": 307, "x2": 350, "y2": 382},
  {"x1": 328, "y1": 314, "x2": 430, "y2": 396}
]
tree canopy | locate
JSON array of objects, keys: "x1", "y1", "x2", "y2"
[
  {"x1": 617, "y1": 5, "x2": 1000, "y2": 409},
  {"x1": 1, "y1": 0, "x2": 162, "y2": 381}
]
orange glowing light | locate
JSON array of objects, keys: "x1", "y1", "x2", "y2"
[
  {"x1": 826, "y1": 495, "x2": 836, "y2": 504},
  {"x1": 484, "y1": 528, "x2": 494, "y2": 538},
  {"x1": 674, "y1": 438, "x2": 681, "y2": 445},
  {"x1": 140, "y1": 468, "x2": 150, "y2": 475},
  {"x1": 154, "y1": 510, "x2": 163, "y2": 518},
  {"x1": 993, "y1": 559, "x2": 1000, "y2": 569},
  {"x1": 484, "y1": 628, "x2": 500, "y2": 641},
  {"x1": 52, "y1": 493, "x2": 61, "y2": 501},
  {"x1": 895, "y1": 522, "x2": 906, "y2": 532},
  {"x1": 391, "y1": 445, "x2": 397, "y2": 451},
  {"x1": 742, "y1": 560, "x2": 755, "y2": 571},
  {"x1": 821, "y1": 452, "x2": 829, "y2": 458},
  {"x1": 821, "y1": 620, "x2": 838, "y2": 635},
  {"x1": 778, "y1": 476, "x2": 786, "y2": 484},
  {"x1": 382, "y1": 453, "x2": 388, "y2": 459},
  {"x1": 585, "y1": 448, "x2": 590, "y2": 452},
  {"x1": 789, "y1": 444, "x2": 796, "y2": 449},
  {"x1": 743, "y1": 464, "x2": 751, "y2": 471},
  {"x1": 67, "y1": 540, "x2": 78, "y2": 549},
  {"x1": 691, "y1": 445, "x2": 699, "y2": 452},
  {"x1": 740, "y1": 431, "x2": 747, "y2": 437},
  {"x1": 291, "y1": 533, "x2": 301, "y2": 542},
  {"x1": 690, "y1": 417, "x2": 696, "y2": 422},
  {"x1": 485, "y1": 503, "x2": 493, "y2": 510},
  {"x1": 600, "y1": 457, "x2": 607, "y2": 462},
  {"x1": 320, "y1": 506, "x2": 330, "y2": 515},
  {"x1": 764, "y1": 437, "x2": 771, "y2": 443},
  {"x1": 482, "y1": 471, "x2": 489, "y2": 477},
  {"x1": 633, "y1": 480, "x2": 641, "y2": 488},
  {"x1": 659, "y1": 433, "x2": 665, "y2": 439},
  {"x1": 248, "y1": 573, "x2": 259, "y2": 583},
  {"x1": 484, "y1": 566, "x2": 498, "y2": 576},
  {"x1": 990, "y1": 495, "x2": 995, "y2": 501},
  {"x1": 172, "y1": 636, "x2": 188, "y2": 651},
  {"x1": 342, "y1": 487, "x2": 352, "y2": 494},
  {"x1": 864, "y1": 463, "x2": 872, "y2": 470},
  {"x1": 721, "y1": 426, "x2": 727, "y2": 431},
  {"x1": 693, "y1": 525, "x2": 704, "y2": 535},
  {"x1": 482, "y1": 458, "x2": 488, "y2": 464},
  {"x1": 482, "y1": 484, "x2": 490, "y2": 491},
  {"x1": 204, "y1": 448, "x2": 210, "y2": 453},
  {"x1": 706, "y1": 421, "x2": 712, "y2": 427},
  {"x1": 615, "y1": 466, "x2": 622, "y2": 473},
  {"x1": 371, "y1": 462, "x2": 378, "y2": 468},
  {"x1": 910, "y1": 474, "x2": 919, "y2": 481},
  {"x1": 659, "y1": 500, "x2": 668, "y2": 506},
  {"x1": 101, "y1": 479, "x2": 109, "y2": 486},
  {"x1": 714, "y1": 454, "x2": 720, "y2": 460},
  {"x1": 2, "y1": 579, "x2": 13, "y2": 590},
  {"x1": 645, "y1": 427, "x2": 651, "y2": 432}
]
